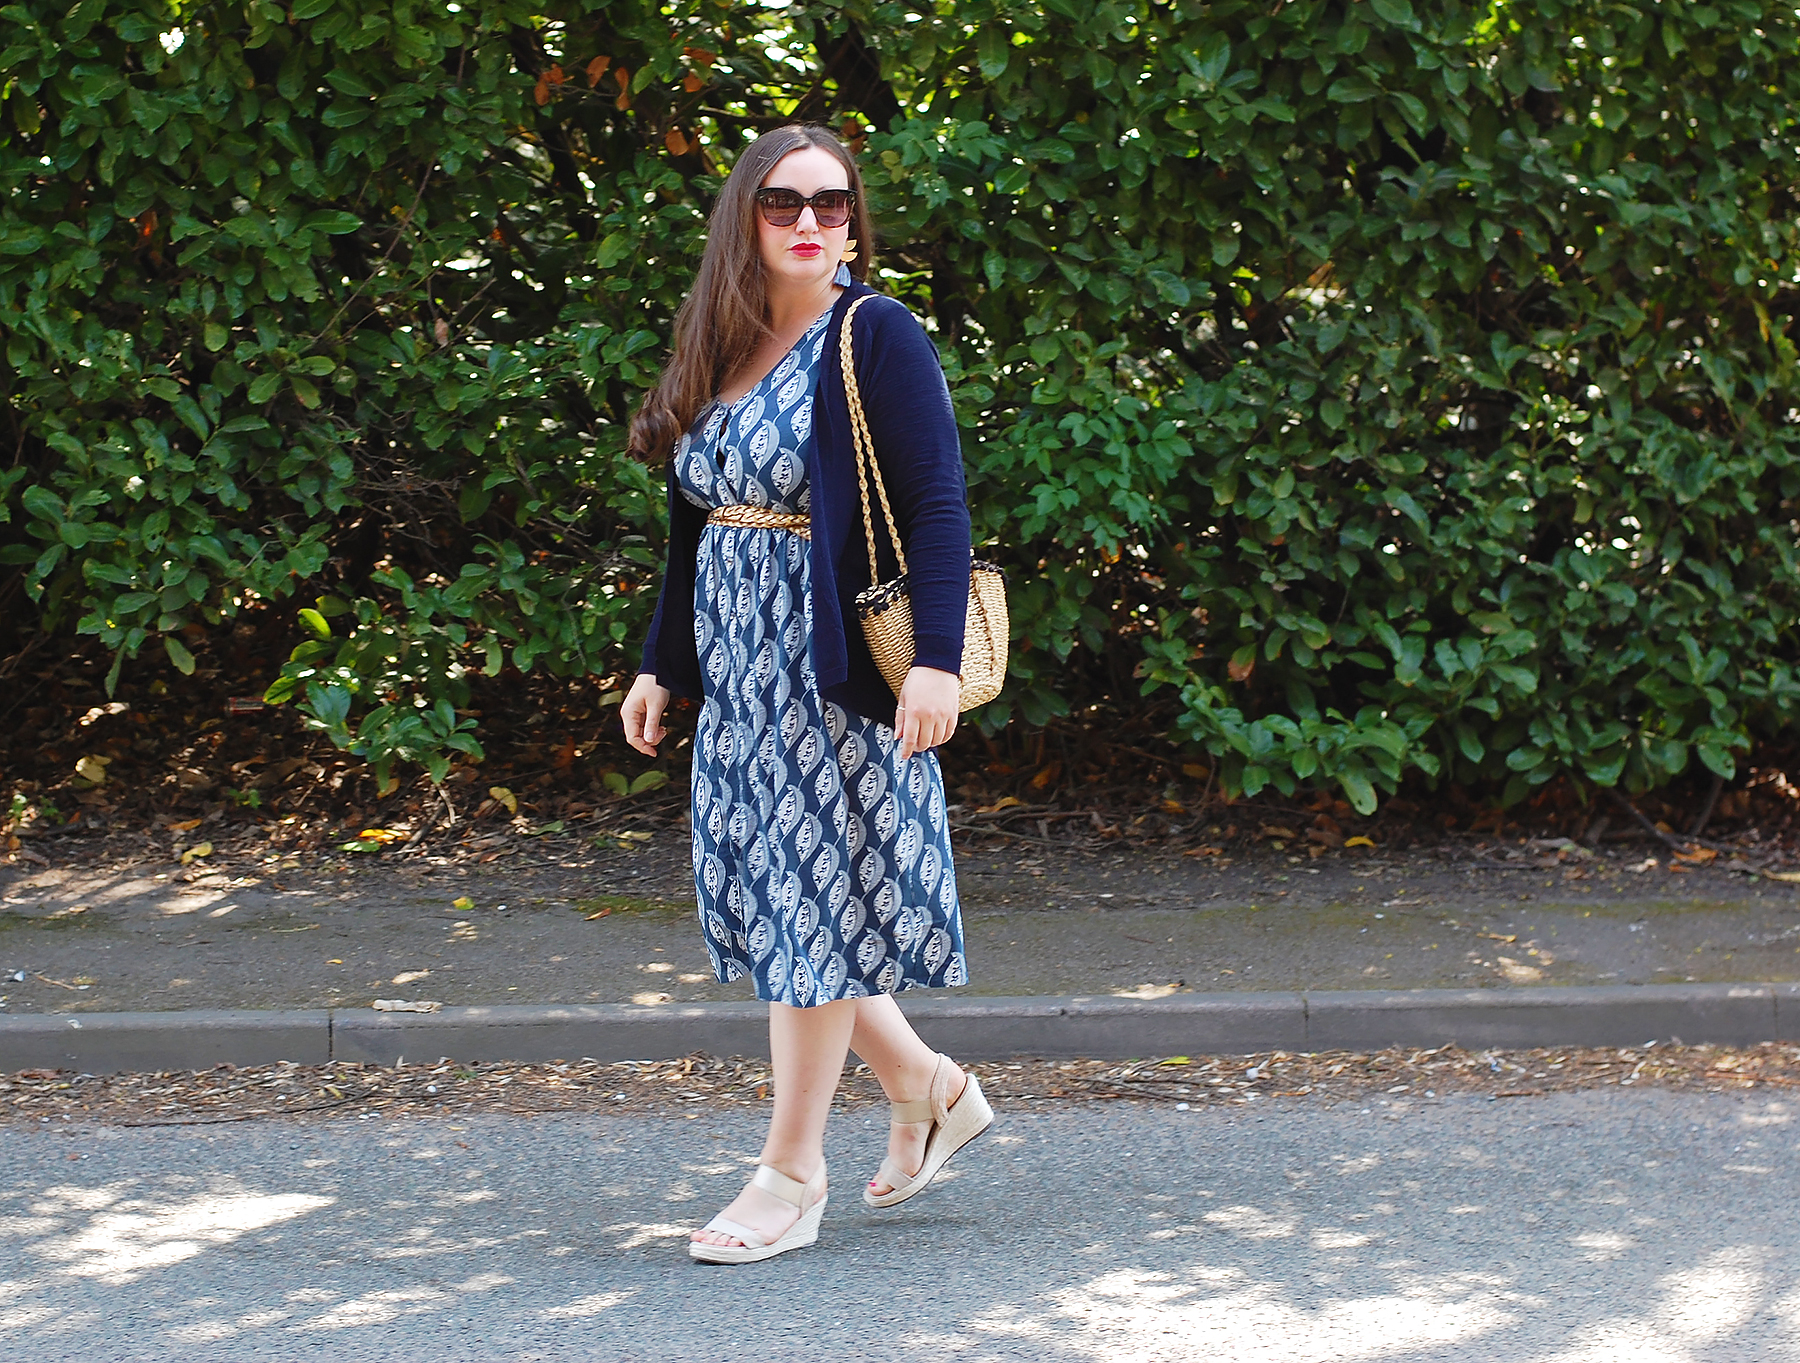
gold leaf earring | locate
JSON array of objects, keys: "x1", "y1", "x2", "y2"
[{"x1": 840, "y1": 237, "x2": 858, "y2": 263}]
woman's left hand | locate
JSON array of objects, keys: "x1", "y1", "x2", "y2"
[{"x1": 895, "y1": 666, "x2": 960, "y2": 760}]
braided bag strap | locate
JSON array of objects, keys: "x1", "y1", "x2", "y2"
[{"x1": 840, "y1": 295, "x2": 908, "y2": 581}]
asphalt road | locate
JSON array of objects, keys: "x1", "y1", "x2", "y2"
[{"x1": 2, "y1": 1089, "x2": 1796, "y2": 1361}]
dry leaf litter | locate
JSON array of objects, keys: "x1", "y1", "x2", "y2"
[{"x1": 6, "y1": 1043, "x2": 1798, "y2": 1131}]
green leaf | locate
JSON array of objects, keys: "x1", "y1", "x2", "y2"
[
  {"x1": 1194, "y1": 33, "x2": 1230, "y2": 84},
  {"x1": 298, "y1": 608, "x2": 331, "y2": 640},
  {"x1": 300, "y1": 209, "x2": 362, "y2": 235},
  {"x1": 0, "y1": 225, "x2": 44, "y2": 255},
  {"x1": 1454, "y1": 723, "x2": 1484, "y2": 764},
  {"x1": 1369, "y1": 0, "x2": 1416, "y2": 27},
  {"x1": 1697, "y1": 744, "x2": 1736, "y2": 780},
  {"x1": 164, "y1": 635, "x2": 196, "y2": 675},
  {"x1": 1488, "y1": 664, "x2": 1538, "y2": 694},
  {"x1": 323, "y1": 68, "x2": 374, "y2": 98},
  {"x1": 596, "y1": 232, "x2": 632, "y2": 268},
  {"x1": 1582, "y1": 750, "x2": 1627, "y2": 786},
  {"x1": 172, "y1": 395, "x2": 210, "y2": 440},
  {"x1": 10, "y1": 91, "x2": 41, "y2": 138},
  {"x1": 21, "y1": 485, "x2": 64, "y2": 522},
  {"x1": 1339, "y1": 770, "x2": 1378, "y2": 816},
  {"x1": 977, "y1": 26, "x2": 1010, "y2": 80},
  {"x1": 1391, "y1": 91, "x2": 1431, "y2": 134},
  {"x1": 1327, "y1": 76, "x2": 1381, "y2": 103}
]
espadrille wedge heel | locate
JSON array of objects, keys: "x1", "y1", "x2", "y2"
[{"x1": 863, "y1": 1054, "x2": 994, "y2": 1209}]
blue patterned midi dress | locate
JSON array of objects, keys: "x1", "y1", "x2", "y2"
[{"x1": 674, "y1": 306, "x2": 967, "y2": 1008}]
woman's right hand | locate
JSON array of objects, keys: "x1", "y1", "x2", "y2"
[{"x1": 622, "y1": 673, "x2": 672, "y2": 756}]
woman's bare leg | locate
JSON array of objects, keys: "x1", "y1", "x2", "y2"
[
  {"x1": 690, "y1": 997, "x2": 857, "y2": 1249},
  {"x1": 849, "y1": 994, "x2": 967, "y2": 1197}
]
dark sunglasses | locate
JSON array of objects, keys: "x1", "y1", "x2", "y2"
[{"x1": 755, "y1": 187, "x2": 856, "y2": 229}]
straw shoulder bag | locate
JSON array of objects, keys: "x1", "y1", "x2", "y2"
[{"x1": 840, "y1": 294, "x2": 1008, "y2": 712}]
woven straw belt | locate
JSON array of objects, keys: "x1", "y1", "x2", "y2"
[{"x1": 707, "y1": 505, "x2": 812, "y2": 537}]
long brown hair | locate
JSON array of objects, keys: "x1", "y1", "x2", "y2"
[{"x1": 626, "y1": 124, "x2": 873, "y2": 463}]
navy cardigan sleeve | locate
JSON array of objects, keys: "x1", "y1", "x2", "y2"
[
  {"x1": 636, "y1": 466, "x2": 706, "y2": 701},
  {"x1": 849, "y1": 296, "x2": 970, "y2": 677}
]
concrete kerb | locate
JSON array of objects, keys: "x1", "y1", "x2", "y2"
[
  {"x1": 3, "y1": 982, "x2": 1796, "y2": 1075},
  {"x1": 899, "y1": 990, "x2": 1311, "y2": 1059},
  {"x1": 0, "y1": 1009, "x2": 333, "y2": 1074},
  {"x1": 1305, "y1": 983, "x2": 1783, "y2": 1052},
  {"x1": 332, "y1": 1002, "x2": 771, "y2": 1066}
]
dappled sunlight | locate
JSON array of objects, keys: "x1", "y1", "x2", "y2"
[
  {"x1": 1571, "y1": 1231, "x2": 1635, "y2": 1262},
  {"x1": 300, "y1": 1285, "x2": 456, "y2": 1331},
  {"x1": 0, "y1": 1300, "x2": 101, "y2": 1334},
  {"x1": 896, "y1": 1099, "x2": 1800, "y2": 1363},
  {"x1": 161, "y1": 1274, "x2": 524, "y2": 1342},
  {"x1": 1737, "y1": 1104, "x2": 1794, "y2": 1129},
  {"x1": 908, "y1": 1263, "x2": 1512, "y2": 1362},
  {"x1": 544, "y1": 1289, "x2": 637, "y2": 1318},
  {"x1": 596, "y1": 1220, "x2": 694, "y2": 1251},
  {"x1": 1199, "y1": 1204, "x2": 1299, "y2": 1239},
  {"x1": 1775, "y1": 1283, "x2": 1800, "y2": 1339},
  {"x1": 365, "y1": 1223, "x2": 526, "y2": 1260},
  {"x1": 0, "y1": 1157, "x2": 613, "y2": 1348},
  {"x1": 1533, "y1": 1249, "x2": 1772, "y2": 1363},
  {"x1": 1061, "y1": 1266, "x2": 1509, "y2": 1360},
  {"x1": 0, "y1": 1099, "x2": 1793, "y2": 1356},
  {"x1": 6, "y1": 1180, "x2": 331, "y2": 1285},
  {"x1": 906, "y1": 1237, "x2": 1800, "y2": 1363}
]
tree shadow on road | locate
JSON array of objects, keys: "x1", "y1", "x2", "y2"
[{"x1": 0, "y1": 1093, "x2": 1794, "y2": 1360}]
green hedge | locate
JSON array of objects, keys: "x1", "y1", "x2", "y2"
[{"x1": 4, "y1": 0, "x2": 1799, "y2": 810}]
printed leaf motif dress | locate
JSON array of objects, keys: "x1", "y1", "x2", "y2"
[{"x1": 674, "y1": 305, "x2": 967, "y2": 1008}]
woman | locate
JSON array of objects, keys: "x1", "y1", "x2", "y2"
[{"x1": 621, "y1": 124, "x2": 992, "y2": 1264}]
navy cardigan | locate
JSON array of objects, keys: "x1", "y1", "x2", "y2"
[{"x1": 638, "y1": 281, "x2": 971, "y2": 723}]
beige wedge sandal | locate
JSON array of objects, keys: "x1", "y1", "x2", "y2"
[
  {"x1": 863, "y1": 1054, "x2": 994, "y2": 1209},
  {"x1": 688, "y1": 1161, "x2": 828, "y2": 1265}
]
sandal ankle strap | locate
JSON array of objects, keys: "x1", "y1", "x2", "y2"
[
  {"x1": 890, "y1": 1054, "x2": 964, "y2": 1126},
  {"x1": 750, "y1": 1162, "x2": 823, "y2": 1208}
]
